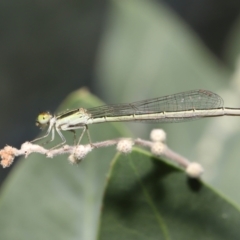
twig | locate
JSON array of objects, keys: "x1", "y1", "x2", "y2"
[{"x1": 0, "y1": 129, "x2": 203, "y2": 178}]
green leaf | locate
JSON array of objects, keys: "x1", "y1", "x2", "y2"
[
  {"x1": 98, "y1": 149, "x2": 240, "y2": 240},
  {"x1": 1, "y1": 1, "x2": 240, "y2": 239},
  {"x1": 0, "y1": 88, "x2": 129, "y2": 240},
  {"x1": 96, "y1": 0, "x2": 230, "y2": 104},
  {"x1": 0, "y1": 89, "x2": 240, "y2": 240},
  {"x1": 95, "y1": 0, "x2": 240, "y2": 206}
]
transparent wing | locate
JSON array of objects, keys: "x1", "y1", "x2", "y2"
[{"x1": 87, "y1": 89, "x2": 224, "y2": 123}]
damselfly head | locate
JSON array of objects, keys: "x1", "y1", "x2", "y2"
[{"x1": 36, "y1": 111, "x2": 53, "y2": 129}]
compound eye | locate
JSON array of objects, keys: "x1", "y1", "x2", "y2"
[{"x1": 36, "y1": 112, "x2": 52, "y2": 127}]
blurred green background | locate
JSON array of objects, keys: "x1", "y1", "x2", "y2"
[{"x1": 1, "y1": 0, "x2": 240, "y2": 239}]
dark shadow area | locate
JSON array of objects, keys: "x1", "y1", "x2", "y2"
[
  {"x1": 187, "y1": 176, "x2": 203, "y2": 192},
  {"x1": 161, "y1": 0, "x2": 240, "y2": 58}
]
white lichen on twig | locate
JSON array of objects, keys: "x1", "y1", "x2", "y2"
[{"x1": 0, "y1": 129, "x2": 204, "y2": 178}]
